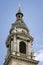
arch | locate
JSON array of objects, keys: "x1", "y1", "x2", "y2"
[{"x1": 19, "y1": 41, "x2": 26, "y2": 54}]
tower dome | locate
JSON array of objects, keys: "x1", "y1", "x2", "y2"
[{"x1": 10, "y1": 6, "x2": 29, "y2": 33}]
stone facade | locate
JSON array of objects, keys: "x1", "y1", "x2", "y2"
[{"x1": 4, "y1": 6, "x2": 39, "y2": 65}]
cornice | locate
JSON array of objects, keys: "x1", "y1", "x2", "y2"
[{"x1": 4, "y1": 53, "x2": 39, "y2": 65}]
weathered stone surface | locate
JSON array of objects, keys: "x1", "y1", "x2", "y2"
[{"x1": 4, "y1": 6, "x2": 39, "y2": 65}]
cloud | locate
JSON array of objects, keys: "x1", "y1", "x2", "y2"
[{"x1": 34, "y1": 50, "x2": 43, "y2": 62}]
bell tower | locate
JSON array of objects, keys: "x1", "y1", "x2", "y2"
[{"x1": 4, "y1": 6, "x2": 39, "y2": 65}]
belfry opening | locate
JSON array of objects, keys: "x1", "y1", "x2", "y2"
[{"x1": 19, "y1": 41, "x2": 26, "y2": 54}]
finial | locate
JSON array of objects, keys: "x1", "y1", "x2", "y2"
[
  {"x1": 18, "y1": 4, "x2": 21, "y2": 12},
  {"x1": 16, "y1": 4, "x2": 23, "y2": 17}
]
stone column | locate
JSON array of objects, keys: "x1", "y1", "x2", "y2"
[
  {"x1": 27, "y1": 42, "x2": 32, "y2": 59},
  {"x1": 16, "y1": 40, "x2": 20, "y2": 56},
  {"x1": 13, "y1": 35, "x2": 17, "y2": 52},
  {"x1": 11, "y1": 34, "x2": 17, "y2": 55}
]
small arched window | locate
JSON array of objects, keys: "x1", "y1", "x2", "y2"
[{"x1": 19, "y1": 41, "x2": 26, "y2": 54}]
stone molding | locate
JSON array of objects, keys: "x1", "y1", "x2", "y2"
[{"x1": 4, "y1": 52, "x2": 39, "y2": 65}]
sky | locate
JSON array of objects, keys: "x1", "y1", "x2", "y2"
[{"x1": 0, "y1": 0, "x2": 43, "y2": 65}]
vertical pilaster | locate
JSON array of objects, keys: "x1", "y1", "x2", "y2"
[{"x1": 13, "y1": 35, "x2": 17, "y2": 52}]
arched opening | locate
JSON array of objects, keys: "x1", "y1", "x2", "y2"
[{"x1": 19, "y1": 41, "x2": 26, "y2": 54}]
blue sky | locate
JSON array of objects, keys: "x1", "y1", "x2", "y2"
[{"x1": 0, "y1": 0, "x2": 43, "y2": 65}]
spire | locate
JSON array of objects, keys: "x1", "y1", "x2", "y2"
[
  {"x1": 16, "y1": 5, "x2": 23, "y2": 18},
  {"x1": 18, "y1": 4, "x2": 21, "y2": 12}
]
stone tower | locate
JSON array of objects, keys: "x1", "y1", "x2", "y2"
[{"x1": 4, "y1": 6, "x2": 39, "y2": 65}]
